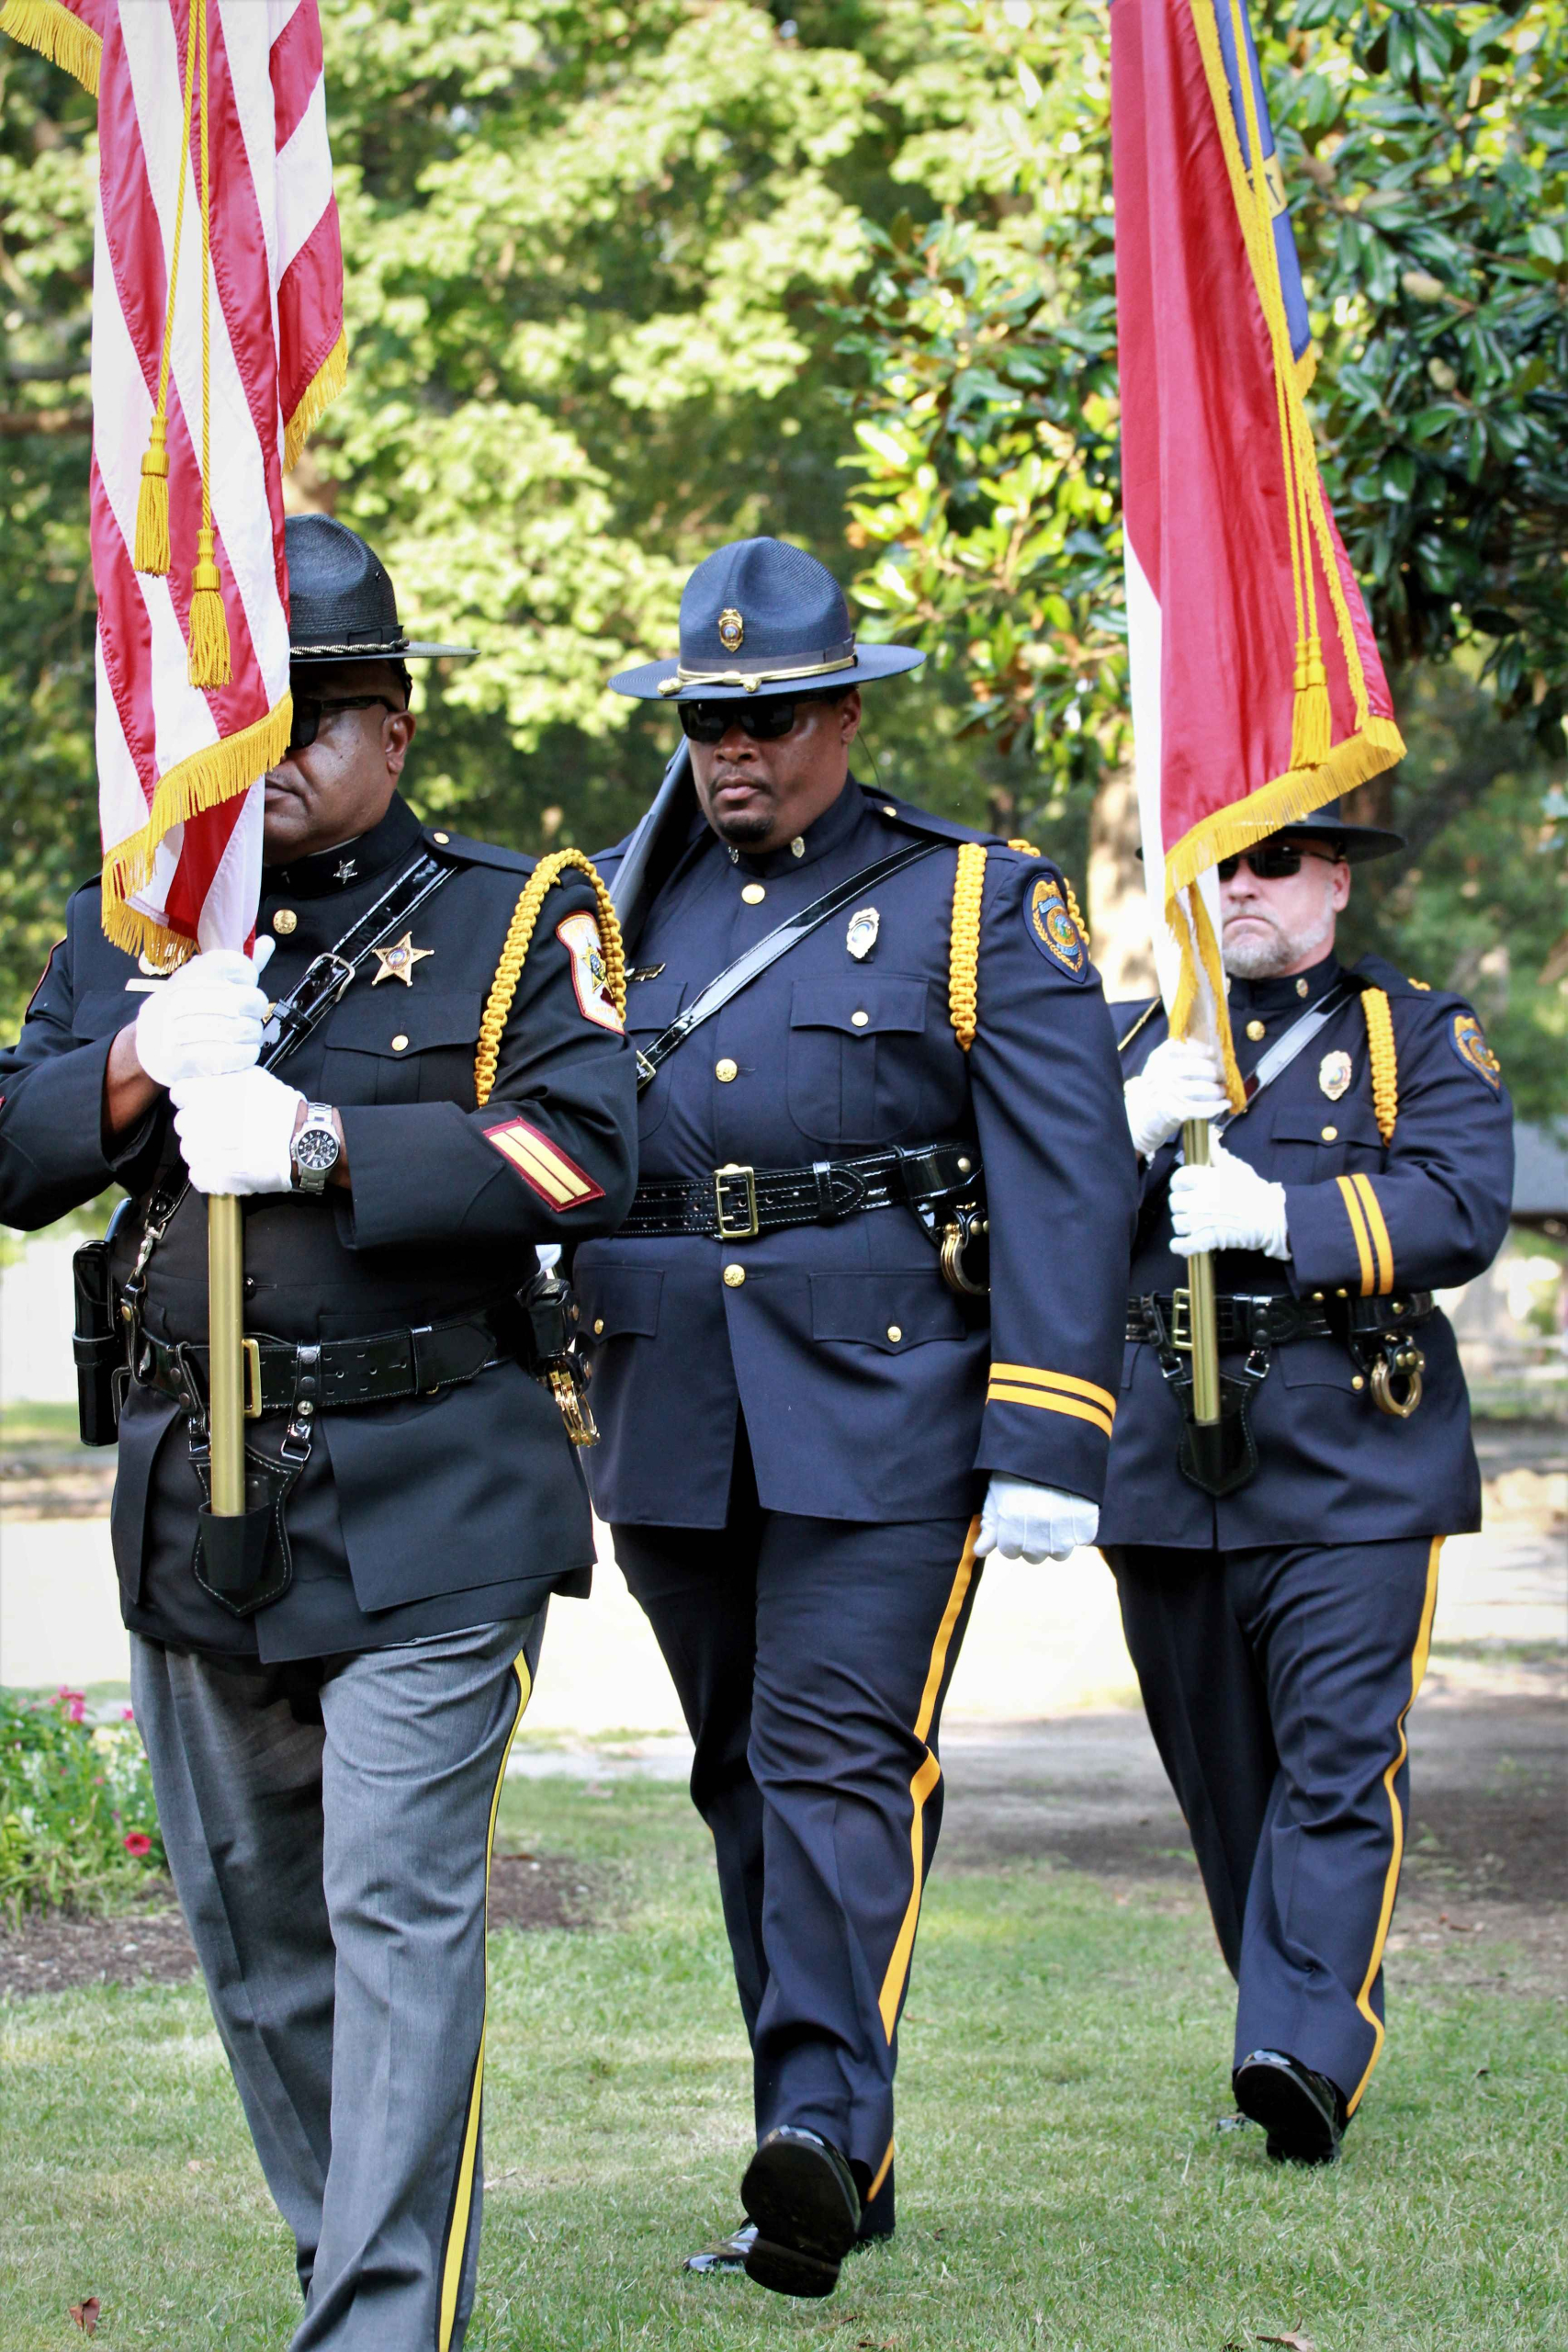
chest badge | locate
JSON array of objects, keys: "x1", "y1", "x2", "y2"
[
  {"x1": 1318, "y1": 1048, "x2": 1352, "y2": 1102},
  {"x1": 371, "y1": 933, "x2": 434, "y2": 987},
  {"x1": 846, "y1": 906, "x2": 880, "y2": 961}
]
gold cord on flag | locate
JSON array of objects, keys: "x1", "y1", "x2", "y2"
[
  {"x1": 132, "y1": 12, "x2": 198, "y2": 576},
  {"x1": 186, "y1": 0, "x2": 231, "y2": 688}
]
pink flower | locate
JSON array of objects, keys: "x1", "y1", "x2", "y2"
[
  {"x1": 123, "y1": 1832, "x2": 152, "y2": 1857},
  {"x1": 121, "y1": 1706, "x2": 135, "y2": 1722},
  {"x1": 57, "y1": 1689, "x2": 87, "y2": 1724}
]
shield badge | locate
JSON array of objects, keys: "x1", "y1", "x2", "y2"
[
  {"x1": 1318, "y1": 1048, "x2": 1352, "y2": 1102},
  {"x1": 846, "y1": 906, "x2": 879, "y2": 961}
]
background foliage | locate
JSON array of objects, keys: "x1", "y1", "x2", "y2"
[
  {"x1": 0, "y1": 0, "x2": 1562, "y2": 1113},
  {"x1": 0, "y1": 1687, "x2": 164, "y2": 1920}
]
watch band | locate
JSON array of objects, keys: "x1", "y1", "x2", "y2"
[{"x1": 291, "y1": 1101, "x2": 340, "y2": 1195}]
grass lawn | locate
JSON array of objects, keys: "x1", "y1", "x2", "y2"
[{"x1": 3, "y1": 1773, "x2": 1562, "y2": 2350}]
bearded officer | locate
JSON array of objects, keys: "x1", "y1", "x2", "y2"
[
  {"x1": 1099, "y1": 804, "x2": 1514, "y2": 2164},
  {"x1": 0, "y1": 514, "x2": 637, "y2": 2351},
  {"x1": 575, "y1": 537, "x2": 1135, "y2": 2297}
]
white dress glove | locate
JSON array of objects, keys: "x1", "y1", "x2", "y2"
[
  {"x1": 134, "y1": 939, "x2": 275, "y2": 1087},
  {"x1": 170, "y1": 1067, "x2": 304, "y2": 1196},
  {"x1": 975, "y1": 1475, "x2": 1100, "y2": 1564},
  {"x1": 1122, "y1": 1036, "x2": 1230, "y2": 1159},
  {"x1": 1169, "y1": 1141, "x2": 1290, "y2": 1260}
]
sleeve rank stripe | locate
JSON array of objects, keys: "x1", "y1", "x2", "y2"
[
  {"x1": 987, "y1": 1363, "x2": 1117, "y2": 1417},
  {"x1": 986, "y1": 1383, "x2": 1115, "y2": 1441},
  {"x1": 1336, "y1": 1173, "x2": 1376, "y2": 1297},
  {"x1": 1351, "y1": 1172, "x2": 1394, "y2": 1296},
  {"x1": 482, "y1": 1118, "x2": 604, "y2": 1209}
]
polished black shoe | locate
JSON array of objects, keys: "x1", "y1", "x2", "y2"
[
  {"x1": 682, "y1": 2221, "x2": 756, "y2": 2275},
  {"x1": 740, "y1": 2128, "x2": 862, "y2": 2298},
  {"x1": 1234, "y1": 2049, "x2": 1348, "y2": 2165}
]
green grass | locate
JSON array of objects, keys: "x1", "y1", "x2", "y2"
[
  {"x1": 0, "y1": 1401, "x2": 87, "y2": 1450},
  {"x1": 3, "y1": 1776, "x2": 1562, "y2": 2350}
]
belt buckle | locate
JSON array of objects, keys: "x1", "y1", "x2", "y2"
[
  {"x1": 1169, "y1": 1288, "x2": 1192, "y2": 1353},
  {"x1": 714, "y1": 1163, "x2": 760, "y2": 1241},
  {"x1": 243, "y1": 1338, "x2": 263, "y2": 1419}
]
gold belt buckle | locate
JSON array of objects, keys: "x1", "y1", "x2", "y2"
[
  {"x1": 1168, "y1": 1287, "x2": 1192, "y2": 1353},
  {"x1": 714, "y1": 1163, "x2": 760, "y2": 1241},
  {"x1": 243, "y1": 1338, "x2": 263, "y2": 1420}
]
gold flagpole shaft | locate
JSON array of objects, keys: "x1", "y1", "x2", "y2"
[
  {"x1": 1181, "y1": 1119, "x2": 1222, "y2": 1425},
  {"x1": 208, "y1": 1193, "x2": 245, "y2": 1515}
]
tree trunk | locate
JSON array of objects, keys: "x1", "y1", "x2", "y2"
[{"x1": 1088, "y1": 760, "x2": 1156, "y2": 1001}]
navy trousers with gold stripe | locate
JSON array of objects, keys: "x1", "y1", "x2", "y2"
[
  {"x1": 614, "y1": 1427, "x2": 979, "y2": 2226},
  {"x1": 1109, "y1": 1537, "x2": 1441, "y2": 2112},
  {"x1": 130, "y1": 1615, "x2": 541, "y2": 2352}
]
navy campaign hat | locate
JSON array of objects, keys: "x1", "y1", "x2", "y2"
[
  {"x1": 610, "y1": 536, "x2": 923, "y2": 702},
  {"x1": 286, "y1": 514, "x2": 475, "y2": 666},
  {"x1": 1267, "y1": 797, "x2": 1404, "y2": 864}
]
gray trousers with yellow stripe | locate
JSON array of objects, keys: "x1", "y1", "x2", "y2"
[
  {"x1": 1110, "y1": 1536, "x2": 1442, "y2": 2114},
  {"x1": 130, "y1": 1616, "x2": 541, "y2": 2352}
]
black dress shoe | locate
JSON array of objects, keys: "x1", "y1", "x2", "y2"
[
  {"x1": 740, "y1": 2128, "x2": 862, "y2": 2298},
  {"x1": 1234, "y1": 2049, "x2": 1348, "y2": 2164},
  {"x1": 682, "y1": 2221, "x2": 756, "y2": 2275}
]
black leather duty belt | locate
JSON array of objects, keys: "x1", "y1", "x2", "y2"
[
  {"x1": 620, "y1": 1142, "x2": 979, "y2": 1243},
  {"x1": 1126, "y1": 1289, "x2": 1433, "y2": 1350},
  {"x1": 132, "y1": 1313, "x2": 503, "y2": 1420}
]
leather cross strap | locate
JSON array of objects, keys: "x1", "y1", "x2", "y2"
[
  {"x1": 260, "y1": 849, "x2": 457, "y2": 1071},
  {"x1": 621, "y1": 1140, "x2": 979, "y2": 1241},
  {"x1": 1215, "y1": 976, "x2": 1359, "y2": 1132},
  {"x1": 634, "y1": 837, "x2": 946, "y2": 1094},
  {"x1": 132, "y1": 1312, "x2": 502, "y2": 1419}
]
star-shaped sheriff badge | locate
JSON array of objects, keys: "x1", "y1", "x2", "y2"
[{"x1": 371, "y1": 933, "x2": 434, "y2": 986}]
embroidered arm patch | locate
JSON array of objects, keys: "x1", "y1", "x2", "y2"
[
  {"x1": 1450, "y1": 1012, "x2": 1501, "y2": 1091},
  {"x1": 557, "y1": 912, "x2": 624, "y2": 1032},
  {"x1": 1024, "y1": 875, "x2": 1089, "y2": 982},
  {"x1": 483, "y1": 1116, "x2": 604, "y2": 1209}
]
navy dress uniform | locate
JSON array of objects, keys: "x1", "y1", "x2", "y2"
[
  {"x1": 577, "y1": 537, "x2": 1136, "y2": 2291},
  {"x1": 0, "y1": 519, "x2": 637, "y2": 2351},
  {"x1": 1100, "y1": 808, "x2": 1514, "y2": 2160}
]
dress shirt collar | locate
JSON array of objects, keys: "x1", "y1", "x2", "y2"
[{"x1": 1226, "y1": 948, "x2": 1342, "y2": 1019}]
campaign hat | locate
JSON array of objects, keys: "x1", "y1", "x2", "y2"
[
  {"x1": 286, "y1": 514, "x2": 475, "y2": 665},
  {"x1": 1266, "y1": 797, "x2": 1404, "y2": 864},
  {"x1": 609, "y1": 536, "x2": 923, "y2": 702}
]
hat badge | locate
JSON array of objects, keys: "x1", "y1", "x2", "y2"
[{"x1": 717, "y1": 607, "x2": 745, "y2": 653}]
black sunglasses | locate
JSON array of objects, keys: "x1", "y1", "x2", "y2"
[
  {"x1": 677, "y1": 697, "x2": 809, "y2": 744},
  {"x1": 1217, "y1": 842, "x2": 1338, "y2": 882},
  {"x1": 288, "y1": 695, "x2": 401, "y2": 754}
]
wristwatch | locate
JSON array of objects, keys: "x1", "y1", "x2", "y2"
[{"x1": 290, "y1": 1102, "x2": 341, "y2": 1194}]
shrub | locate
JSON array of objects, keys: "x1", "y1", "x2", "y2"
[{"x1": 0, "y1": 1688, "x2": 165, "y2": 1922}]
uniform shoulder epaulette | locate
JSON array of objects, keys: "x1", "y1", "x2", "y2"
[
  {"x1": 1352, "y1": 954, "x2": 1443, "y2": 1003},
  {"x1": 859, "y1": 786, "x2": 998, "y2": 850},
  {"x1": 423, "y1": 827, "x2": 534, "y2": 875}
]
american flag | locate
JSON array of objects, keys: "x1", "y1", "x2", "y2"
[{"x1": 0, "y1": 0, "x2": 345, "y2": 962}]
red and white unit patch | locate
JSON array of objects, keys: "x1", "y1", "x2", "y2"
[
  {"x1": 483, "y1": 1117, "x2": 604, "y2": 1209},
  {"x1": 557, "y1": 913, "x2": 623, "y2": 1032}
]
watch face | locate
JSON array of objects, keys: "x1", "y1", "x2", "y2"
[{"x1": 295, "y1": 1125, "x2": 339, "y2": 1172}]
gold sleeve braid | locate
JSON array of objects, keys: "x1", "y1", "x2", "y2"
[
  {"x1": 474, "y1": 850, "x2": 627, "y2": 1109},
  {"x1": 1361, "y1": 985, "x2": 1397, "y2": 1144}
]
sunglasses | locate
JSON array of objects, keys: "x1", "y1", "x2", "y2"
[
  {"x1": 288, "y1": 695, "x2": 401, "y2": 754},
  {"x1": 1217, "y1": 842, "x2": 1338, "y2": 882},
  {"x1": 677, "y1": 697, "x2": 810, "y2": 744}
]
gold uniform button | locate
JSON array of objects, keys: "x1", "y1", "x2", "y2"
[
  {"x1": 1246, "y1": 1018, "x2": 1266, "y2": 1042},
  {"x1": 741, "y1": 883, "x2": 766, "y2": 905},
  {"x1": 723, "y1": 1263, "x2": 746, "y2": 1288},
  {"x1": 592, "y1": 1317, "x2": 604, "y2": 1337},
  {"x1": 851, "y1": 1010, "x2": 870, "y2": 1027},
  {"x1": 1351, "y1": 1374, "x2": 1366, "y2": 1391},
  {"x1": 390, "y1": 1034, "x2": 409, "y2": 1053},
  {"x1": 716, "y1": 1057, "x2": 739, "y2": 1083},
  {"x1": 886, "y1": 1324, "x2": 903, "y2": 1343},
  {"x1": 272, "y1": 909, "x2": 298, "y2": 935},
  {"x1": 1321, "y1": 1124, "x2": 1338, "y2": 1141},
  {"x1": 433, "y1": 831, "x2": 450, "y2": 844},
  {"x1": 883, "y1": 804, "x2": 897, "y2": 817},
  {"x1": 1296, "y1": 977, "x2": 1310, "y2": 998}
]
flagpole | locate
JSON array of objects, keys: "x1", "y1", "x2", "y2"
[
  {"x1": 208, "y1": 1195, "x2": 245, "y2": 1513},
  {"x1": 1180, "y1": 1121, "x2": 1222, "y2": 1423}
]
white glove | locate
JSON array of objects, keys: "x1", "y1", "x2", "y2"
[
  {"x1": 1122, "y1": 1036, "x2": 1230, "y2": 1159},
  {"x1": 975, "y1": 1475, "x2": 1100, "y2": 1564},
  {"x1": 134, "y1": 940, "x2": 275, "y2": 1086},
  {"x1": 1169, "y1": 1141, "x2": 1290, "y2": 1260},
  {"x1": 170, "y1": 1066, "x2": 304, "y2": 1196}
]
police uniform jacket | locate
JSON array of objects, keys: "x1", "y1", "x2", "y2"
[
  {"x1": 575, "y1": 779, "x2": 1137, "y2": 1528},
  {"x1": 0, "y1": 794, "x2": 637, "y2": 1659},
  {"x1": 1098, "y1": 952, "x2": 1514, "y2": 1550}
]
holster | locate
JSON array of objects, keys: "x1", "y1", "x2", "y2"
[
  {"x1": 72, "y1": 1238, "x2": 129, "y2": 1447},
  {"x1": 507, "y1": 1262, "x2": 599, "y2": 1446}
]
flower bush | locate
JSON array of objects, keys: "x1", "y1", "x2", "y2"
[{"x1": 0, "y1": 1688, "x2": 165, "y2": 1921}]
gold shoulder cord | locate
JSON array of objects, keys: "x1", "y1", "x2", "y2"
[
  {"x1": 1361, "y1": 985, "x2": 1397, "y2": 1144},
  {"x1": 949, "y1": 842, "x2": 987, "y2": 1051},
  {"x1": 474, "y1": 849, "x2": 627, "y2": 1108}
]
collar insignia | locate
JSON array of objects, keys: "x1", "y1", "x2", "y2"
[
  {"x1": 371, "y1": 932, "x2": 434, "y2": 987},
  {"x1": 333, "y1": 857, "x2": 359, "y2": 886},
  {"x1": 1318, "y1": 1048, "x2": 1352, "y2": 1102},
  {"x1": 717, "y1": 607, "x2": 744, "y2": 653},
  {"x1": 846, "y1": 906, "x2": 879, "y2": 961}
]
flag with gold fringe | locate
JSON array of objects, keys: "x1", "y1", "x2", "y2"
[
  {"x1": 1111, "y1": 0, "x2": 1404, "y2": 1093},
  {"x1": 0, "y1": 0, "x2": 346, "y2": 962}
]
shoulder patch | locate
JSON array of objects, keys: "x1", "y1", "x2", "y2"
[
  {"x1": 556, "y1": 911, "x2": 624, "y2": 1032},
  {"x1": 1450, "y1": 1012, "x2": 1502, "y2": 1091},
  {"x1": 1025, "y1": 873, "x2": 1089, "y2": 982}
]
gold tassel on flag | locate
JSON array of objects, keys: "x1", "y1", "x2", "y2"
[
  {"x1": 187, "y1": 0, "x2": 232, "y2": 689},
  {"x1": 132, "y1": 1, "x2": 197, "y2": 577}
]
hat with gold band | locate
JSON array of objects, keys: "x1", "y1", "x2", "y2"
[
  {"x1": 286, "y1": 514, "x2": 476, "y2": 665},
  {"x1": 610, "y1": 536, "x2": 923, "y2": 702}
]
